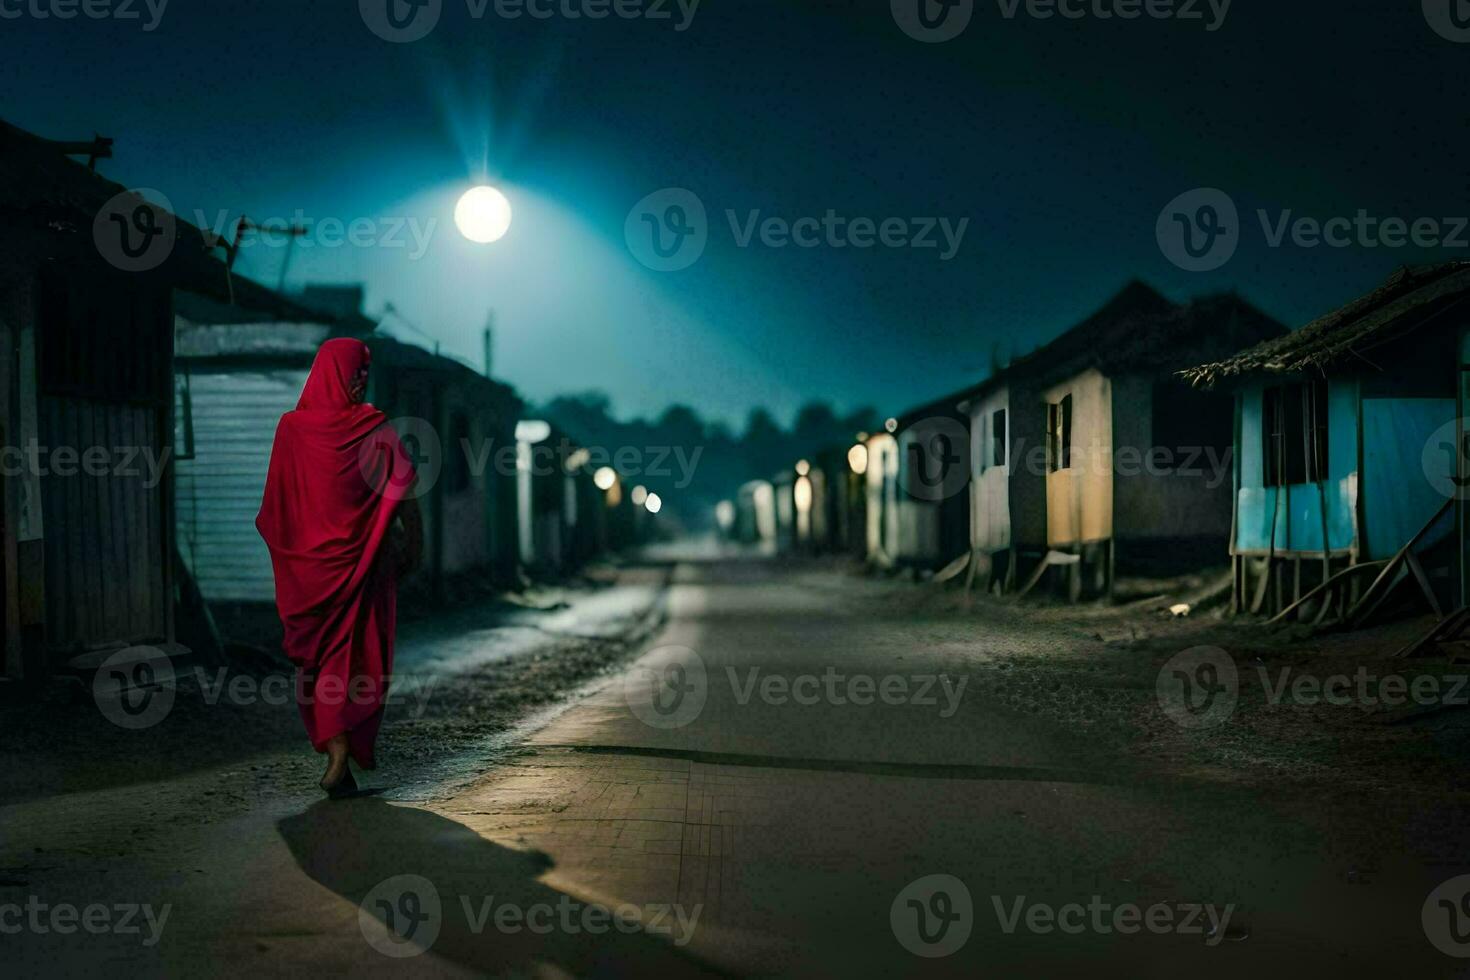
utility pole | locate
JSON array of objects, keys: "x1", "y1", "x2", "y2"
[{"x1": 483, "y1": 311, "x2": 496, "y2": 378}]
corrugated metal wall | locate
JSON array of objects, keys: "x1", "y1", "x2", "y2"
[
  {"x1": 38, "y1": 397, "x2": 167, "y2": 650},
  {"x1": 175, "y1": 369, "x2": 306, "y2": 602},
  {"x1": 36, "y1": 265, "x2": 173, "y2": 654}
]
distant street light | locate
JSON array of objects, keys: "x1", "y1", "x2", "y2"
[
  {"x1": 594, "y1": 466, "x2": 617, "y2": 491},
  {"x1": 644, "y1": 492, "x2": 663, "y2": 515},
  {"x1": 631, "y1": 485, "x2": 649, "y2": 507},
  {"x1": 515, "y1": 419, "x2": 551, "y2": 444},
  {"x1": 455, "y1": 185, "x2": 513, "y2": 243}
]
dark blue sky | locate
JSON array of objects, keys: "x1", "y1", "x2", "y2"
[{"x1": 4, "y1": 0, "x2": 1464, "y2": 425}]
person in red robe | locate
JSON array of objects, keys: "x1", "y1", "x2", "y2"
[{"x1": 256, "y1": 338, "x2": 422, "y2": 797}]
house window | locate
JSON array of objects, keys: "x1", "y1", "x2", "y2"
[
  {"x1": 1047, "y1": 395, "x2": 1072, "y2": 472},
  {"x1": 991, "y1": 409, "x2": 1007, "y2": 469},
  {"x1": 1262, "y1": 381, "x2": 1328, "y2": 486},
  {"x1": 173, "y1": 369, "x2": 196, "y2": 462}
]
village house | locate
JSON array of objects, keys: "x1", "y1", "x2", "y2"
[
  {"x1": 0, "y1": 120, "x2": 257, "y2": 683},
  {"x1": 991, "y1": 282, "x2": 1284, "y2": 599},
  {"x1": 889, "y1": 397, "x2": 972, "y2": 572},
  {"x1": 888, "y1": 281, "x2": 1285, "y2": 598},
  {"x1": 174, "y1": 285, "x2": 524, "y2": 623},
  {"x1": 734, "y1": 478, "x2": 777, "y2": 551},
  {"x1": 514, "y1": 418, "x2": 605, "y2": 573},
  {"x1": 863, "y1": 428, "x2": 901, "y2": 566},
  {"x1": 1182, "y1": 262, "x2": 1470, "y2": 623}
]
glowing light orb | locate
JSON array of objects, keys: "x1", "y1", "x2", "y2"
[
  {"x1": 631, "y1": 485, "x2": 649, "y2": 507},
  {"x1": 594, "y1": 467, "x2": 617, "y2": 491},
  {"x1": 455, "y1": 185, "x2": 513, "y2": 244},
  {"x1": 848, "y1": 444, "x2": 869, "y2": 475},
  {"x1": 644, "y1": 492, "x2": 663, "y2": 515}
]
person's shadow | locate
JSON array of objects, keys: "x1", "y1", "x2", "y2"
[{"x1": 278, "y1": 797, "x2": 724, "y2": 977}]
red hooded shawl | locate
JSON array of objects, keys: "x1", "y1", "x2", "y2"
[{"x1": 256, "y1": 338, "x2": 416, "y2": 762}]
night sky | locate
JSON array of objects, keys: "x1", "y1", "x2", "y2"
[{"x1": 3, "y1": 0, "x2": 1463, "y2": 425}]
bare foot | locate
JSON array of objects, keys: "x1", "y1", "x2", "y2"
[{"x1": 320, "y1": 734, "x2": 351, "y2": 792}]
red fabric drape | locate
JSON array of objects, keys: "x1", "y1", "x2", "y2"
[{"x1": 256, "y1": 338, "x2": 416, "y2": 763}]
